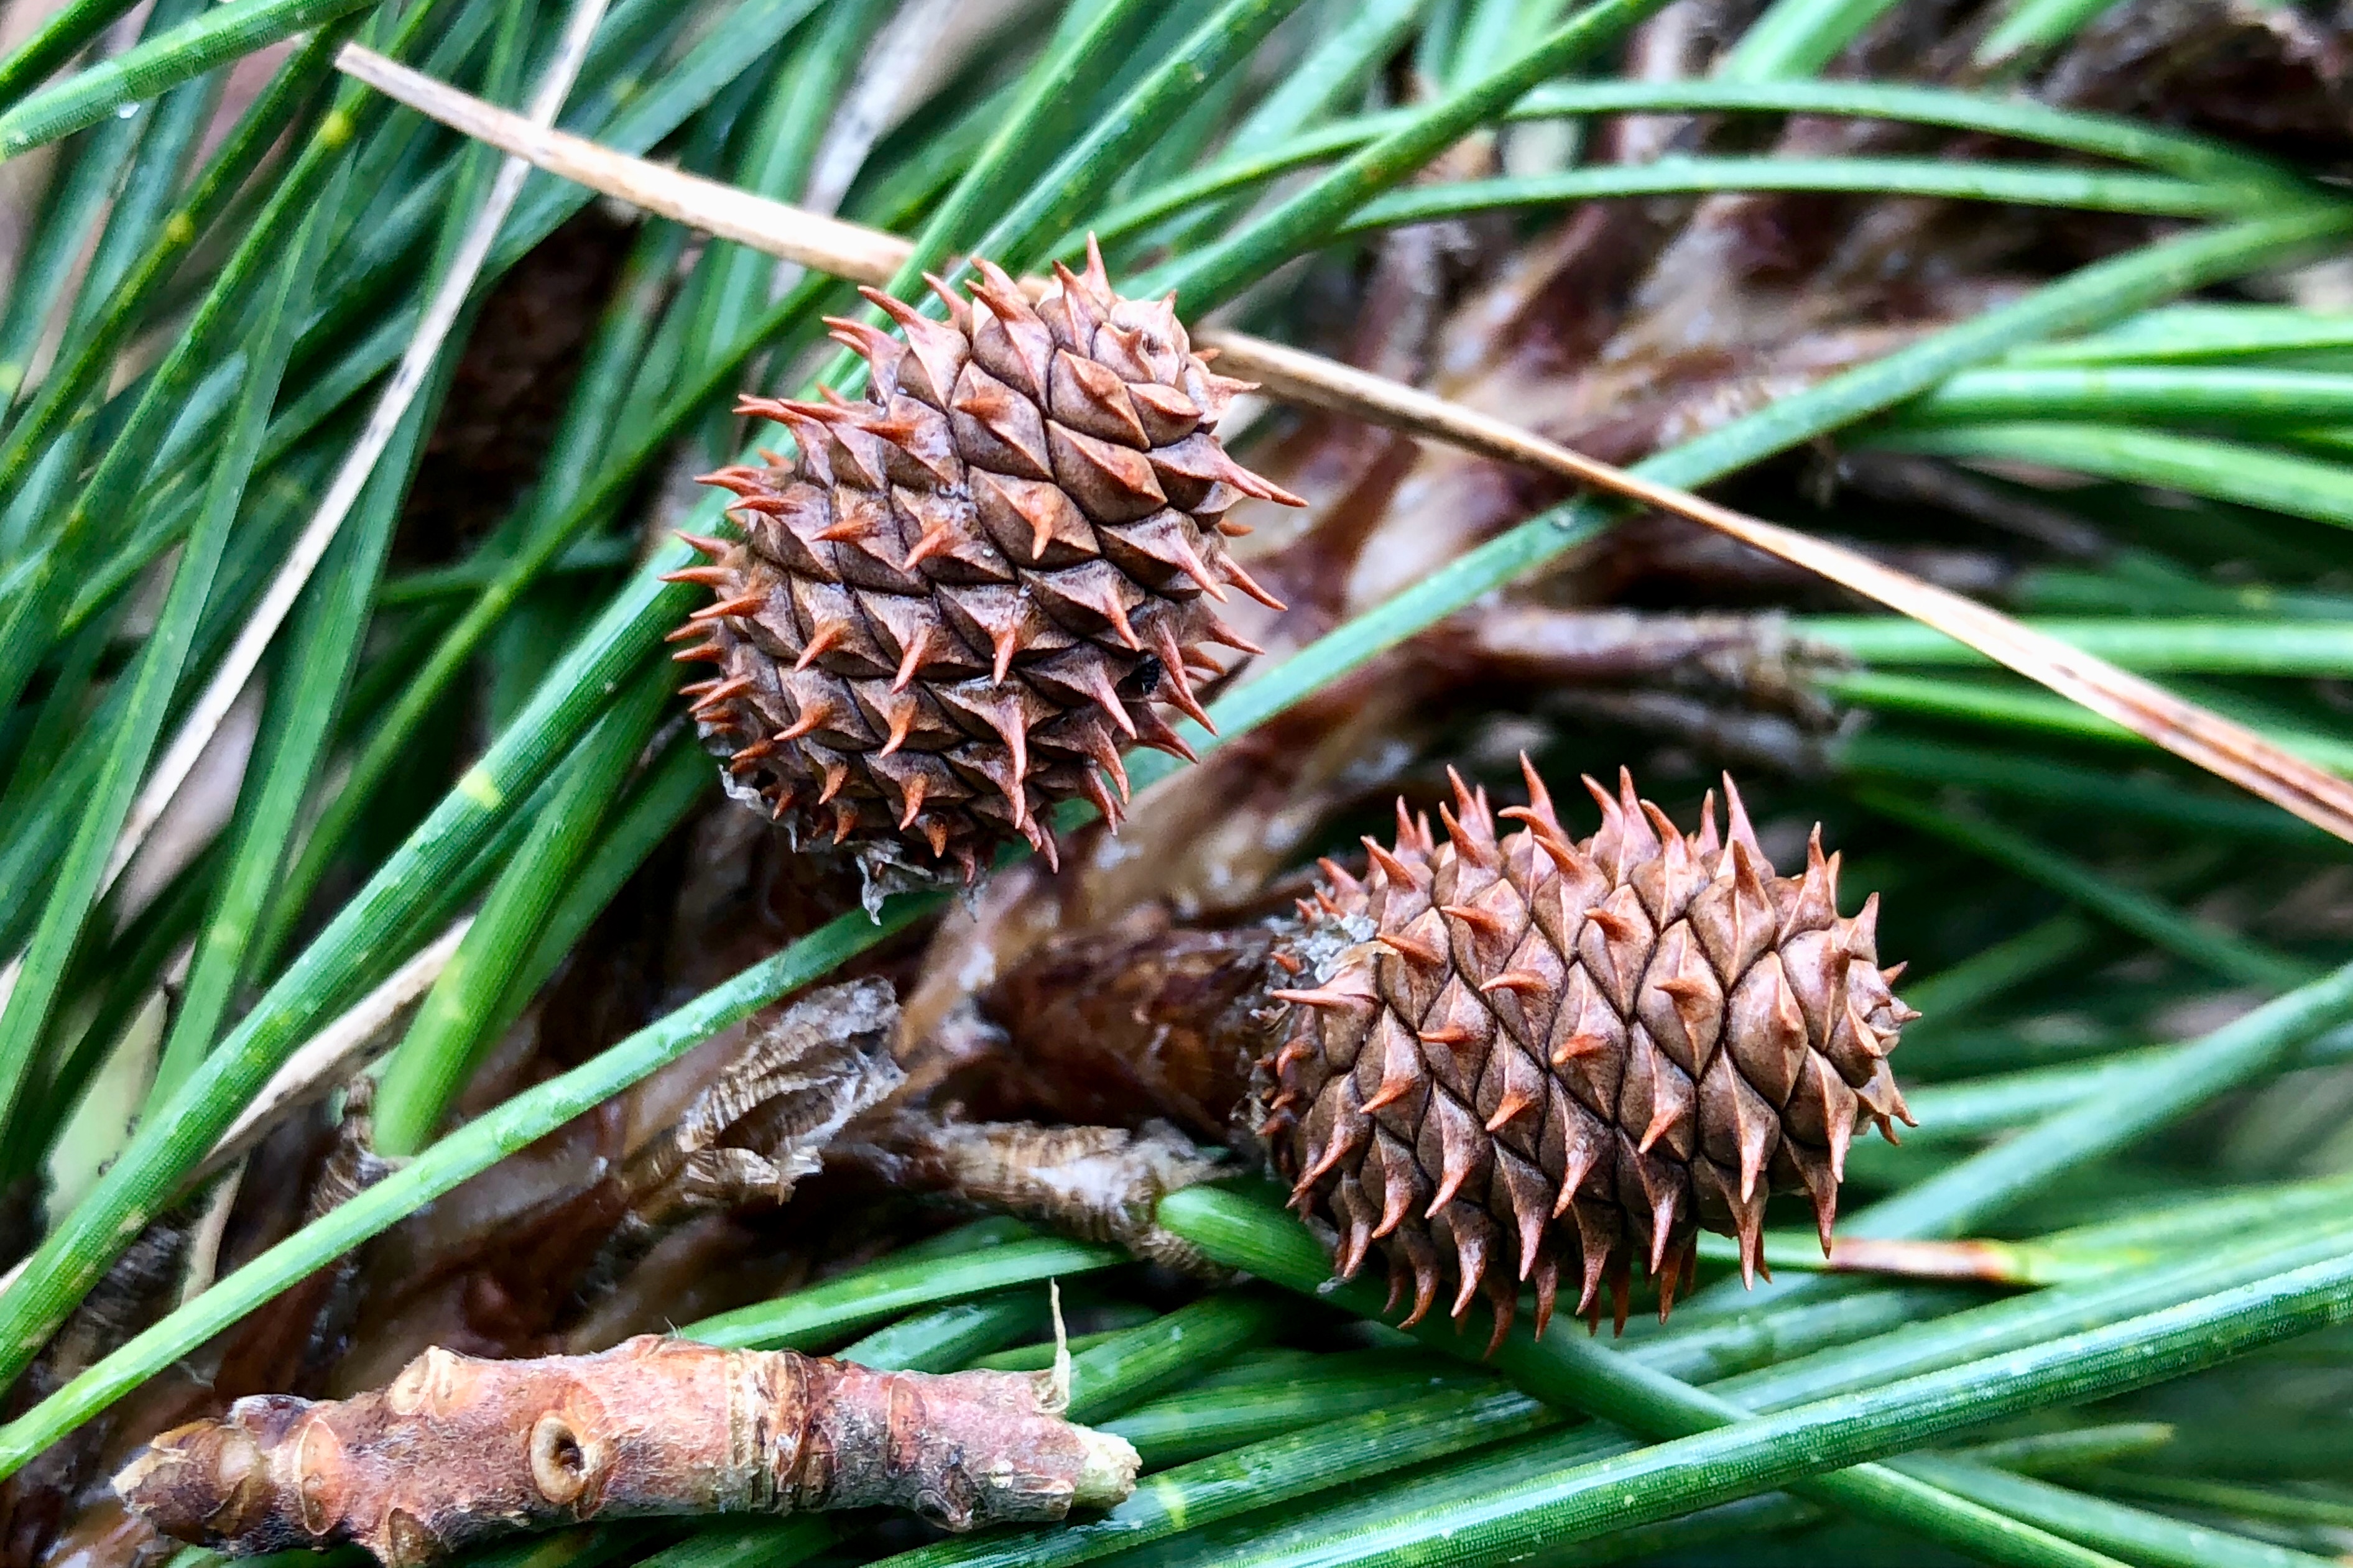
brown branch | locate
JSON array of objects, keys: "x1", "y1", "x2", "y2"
[
  {"x1": 332, "y1": 45, "x2": 2353, "y2": 845},
  {"x1": 116, "y1": 1335, "x2": 1137, "y2": 1566},
  {"x1": 618, "y1": 979, "x2": 904, "y2": 1223},
  {"x1": 835, "y1": 1115, "x2": 1227, "y2": 1274}
]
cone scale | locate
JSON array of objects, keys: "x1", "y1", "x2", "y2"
[
  {"x1": 670, "y1": 241, "x2": 1300, "y2": 882},
  {"x1": 1252, "y1": 760, "x2": 1917, "y2": 1343}
]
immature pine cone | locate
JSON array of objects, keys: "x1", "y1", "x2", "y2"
[
  {"x1": 1255, "y1": 760, "x2": 1916, "y2": 1342},
  {"x1": 668, "y1": 240, "x2": 1300, "y2": 881}
]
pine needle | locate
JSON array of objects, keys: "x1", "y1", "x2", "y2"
[{"x1": 330, "y1": 45, "x2": 2353, "y2": 843}]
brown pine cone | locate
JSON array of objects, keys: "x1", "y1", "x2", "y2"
[
  {"x1": 1254, "y1": 760, "x2": 1916, "y2": 1341},
  {"x1": 668, "y1": 241, "x2": 1300, "y2": 883}
]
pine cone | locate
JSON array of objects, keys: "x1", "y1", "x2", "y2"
[
  {"x1": 1254, "y1": 760, "x2": 1916, "y2": 1342},
  {"x1": 668, "y1": 241, "x2": 1300, "y2": 882}
]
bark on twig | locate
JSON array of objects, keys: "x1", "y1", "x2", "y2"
[
  {"x1": 971, "y1": 908, "x2": 1276, "y2": 1138},
  {"x1": 583, "y1": 980, "x2": 905, "y2": 1287},
  {"x1": 631, "y1": 980, "x2": 904, "y2": 1217},
  {"x1": 333, "y1": 982, "x2": 904, "y2": 1371},
  {"x1": 0, "y1": 1223, "x2": 189, "y2": 1568},
  {"x1": 116, "y1": 1335, "x2": 1137, "y2": 1564},
  {"x1": 1453, "y1": 604, "x2": 1844, "y2": 717},
  {"x1": 1833, "y1": 452, "x2": 2109, "y2": 561},
  {"x1": 838, "y1": 1114, "x2": 1228, "y2": 1273},
  {"x1": 293, "y1": 1093, "x2": 402, "y2": 1391}
]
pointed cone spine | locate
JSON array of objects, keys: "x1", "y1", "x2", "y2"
[{"x1": 1254, "y1": 759, "x2": 1912, "y2": 1346}]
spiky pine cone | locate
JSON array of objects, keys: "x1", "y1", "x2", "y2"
[
  {"x1": 1254, "y1": 760, "x2": 1916, "y2": 1342},
  {"x1": 667, "y1": 239, "x2": 1300, "y2": 883}
]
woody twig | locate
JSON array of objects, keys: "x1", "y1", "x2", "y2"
[{"x1": 116, "y1": 1332, "x2": 1137, "y2": 1566}]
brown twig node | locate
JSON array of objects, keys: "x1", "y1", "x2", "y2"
[
  {"x1": 114, "y1": 1335, "x2": 1139, "y2": 1565},
  {"x1": 838, "y1": 1115, "x2": 1229, "y2": 1274}
]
